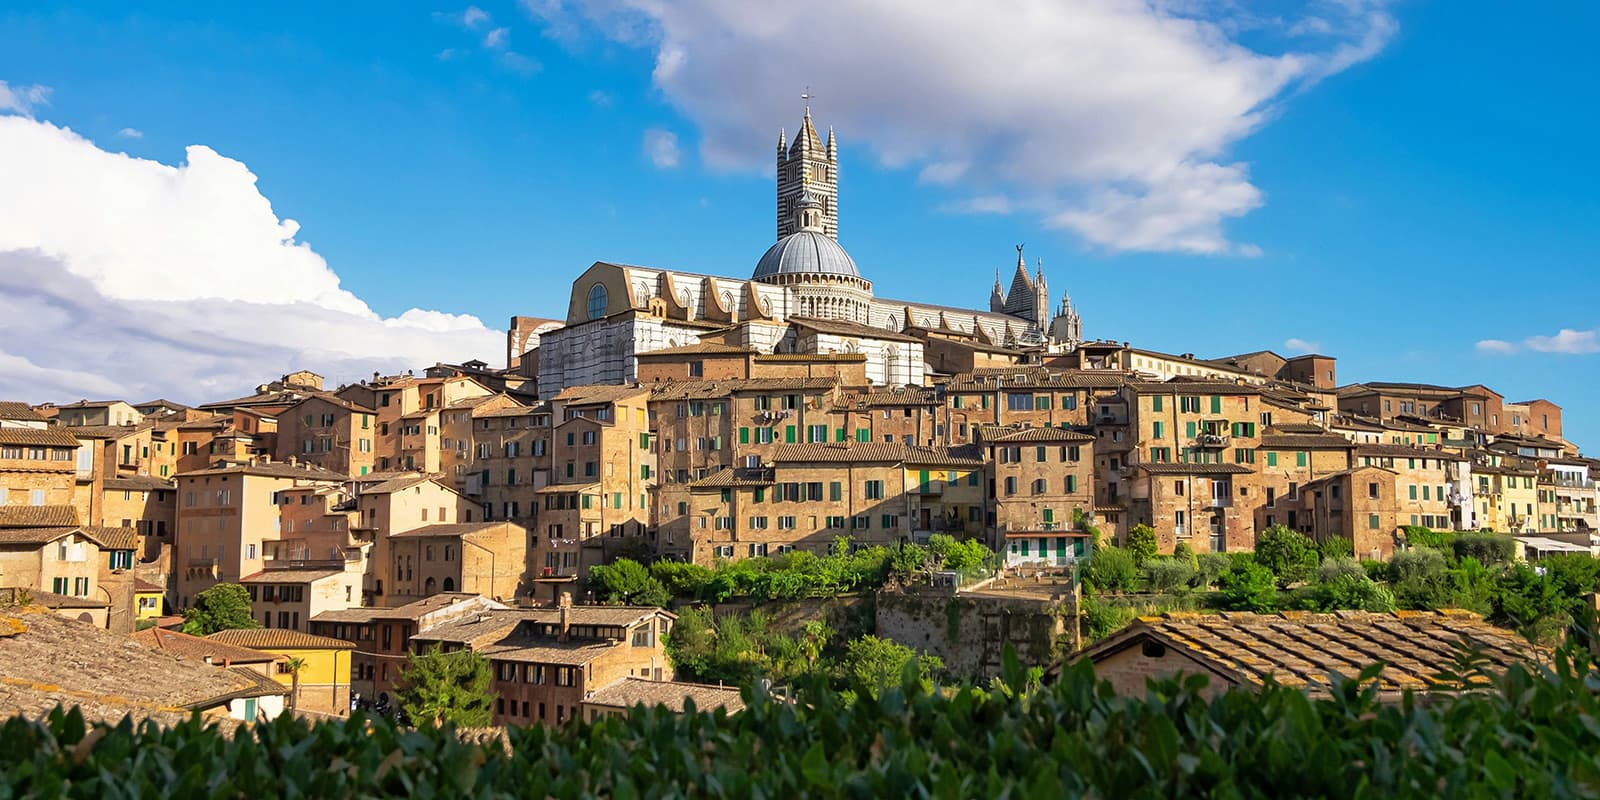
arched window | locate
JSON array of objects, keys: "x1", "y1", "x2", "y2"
[
  {"x1": 424, "y1": 577, "x2": 437, "y2": 594},
  {"x1": 443, "y1": 577, "x2": 456, "y2": 592},
  {"x1": 586, "y1": 283, "x2": 608, "y2": 320}
]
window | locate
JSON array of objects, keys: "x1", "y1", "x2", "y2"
[
  {"x1": 1006, "y1": 393, "x2": 1035, "y2": 411},
  {"x1": 586, "y1": 283, "x2": 608, "y2": 319},
  {"x1": 1368, "y1": 514, "x2": 1380, "y2": 529},
  {"x1": 864, "y1": 480, "x2": 884, "y2": 500}
]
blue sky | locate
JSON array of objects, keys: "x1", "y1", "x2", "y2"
[{"x1": 0, "y1": 2, "x2": 1596, "y2": 445}]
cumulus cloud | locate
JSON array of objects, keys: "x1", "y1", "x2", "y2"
[
  {"x1": 588, "y1": 89, "x2": 614, "y2": 108},
  {"x1": 1283, "y1": 337, "x2": 1321, "y2": 355},
  {"x1": 940, "y1": 195, "x2": 1012, "y2": 215},
  {"x1": 523, "y1": 0, "x2": 1393, "y2": 254},
  {"x1": 1476, "y1": 329, "x2": 1600, "y2": 356},
  {"x1": 643, "y1": 128, "x2": 680, "y2": 168},
  {"x1": 0, "y1": 80, "x2": 51, "y2": 116},
  {"x1": 484, "y1": 26, "x2": 509, "y2": 48},
  {"x1": 501, "y1": 51, "x2": 541, "y2": 75},
  {"x1": 0, "y1": 114, "x2": 501, "y2": 405},
  {"x1": 116, "y1": 127, "x2": 143, "y2": 139}
]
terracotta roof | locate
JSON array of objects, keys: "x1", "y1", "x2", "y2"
[
  {"x1": 240, "y1": 569, "x2": 345, "y2": 583},
  {"x1": 534, "y1": 482, "x2": 599, "y2": 494},
  {"x1": 753, "y1": 353, "x2": 867, "y2": 363},
  {"x1": 0, "y1": 402, "x2": 47, "y2": 422},
  {"x1": 176, "y1": 461, "x2": 347, "y2": 481},
  {"x1": 1069, "y1": 610, "x2": 1544, "y2": 694},
  {"x1": 770, "y1": 442, "x2": 983, "y2": 466},
  {"x1": 1267, "y1": 423, "x2": 1330, "y2": 434},
  {"x1": 551, "y1": 385, "x2": 650, "y2": 405},
  {"x1": 1356, "y1": 444, "x2": 1464, "y2": 461},
  {"x1": 0, "y1": 505, "x2": 78, "y2": 528},
  {"x1": 60, "y1": 423, "x2": 149, "y2": 440},
  {"x1": 207, "y1": 628, "x2": 355, "y2": 650},
  {"x1": 475, "y1": 404, "x2": 543, "y2": 419},
  {"x1": 284, "y1": 394, "x2": 375, "y2": 415},
  {"x1": 389, "y1": 522, "x2": 509, "y2": 539},
  {"x1": 133, "y1": 578, "x2": 165, "y2": 593},
  {"x1": 944, "y1": 369, "x2": 1128, "y2": 391},
  {"x1": 23, "y1": 590, "x2": 109, "y2": 610},
  {"x1": 649, "y1": 378, "x2": 839, "y2": 400},
  {"x1": 0, "y1": 526, "x2": 80, "y2": 546},
  {"x1": 1126, "y1": 380, "x2": 1261, "y2": 395},
  {"x1": 82, "y1": 526, "x2": 137, "y2": 551},
  {"x1": 310, "y1": 607, "x2": 386, "y2": 624},
  {"x1": 584, "y1": 677, "x2": 745, "y2": 714},
  {"x1": 0, "y1": 606, "x2": 268, "y2": 725},
  {"x1": 635, "y1": 342, "x2": 755, "y2": 357},
  {"x1": 688, "y1": 467, "x2": 776, "y2": 489},
  {"x1": 411, "y1": 607, "x2": 672, "y2": 646},
  {"x1": 480, "y1": 639, "x2": 619, "y2": 665},
  {"x1": 358, "y1": 473, "x2": 446, "y2": 494},
  {"x1": 1137, "y1": 462, "x2": 1253, "y2": 475},
  {"x1": 836, "y1": 387, "x2": 939, "y2": 408},
  {"x1": 787, "y1": 316, "x2": 922, "y2": 343},
  {"x1": 225, "y1": 666, "x2": 291, "y2": 698},
  {"x1": 104, "y1": 475, "x2": 177, "y2": 492},
  {"x1": 366, "y1": 593, "x2": 503, "y2": 622},
  {"x1": 128, "y1": 627, "x2": 282, "y2": 665},
  {"x1": 980, "y1": 426, "x2": 1095, "y2": 443},
  {"x1": 0, "y1": 427, "x2": 81, "y2": 447},
  {"x1": 1260, "y1": 434, "x2": 1356, "y2": 449}
]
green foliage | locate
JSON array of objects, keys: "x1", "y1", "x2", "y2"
[
  {"x1": 1084, "y1": 545, "x2": 1137, "y2": 593},
  {"x1": 650, "y1": 561, "x2": 714, "y2": 598},
  {"x1": 1492, "y1": 563, "x2": 1570, "y2": 643},
  {"x1": 1403, "y1": 525, "x2": 1455, "y2": 550},
  {"x1": 1453, "y1": 533, "x2": 1514, "y2": 566},
  {"x1": 180, "y1": 583, "x2": 258, "y2": 636},
  {"x1": 1317, "y1": 536, "x2": 1354, "y2": 560},
  {"x1": 1124, "y1": 524, "x2": 1158, "y2": 567},
  {"x1": 1253, "y1": 525, "x2": 1319, "y2": 587},
  {"x1": 1079, "y1": 594, "x2": 1136, "y2": 641},
  {"x1": 1216, "y1": 562, "x2": 1278, "y2": 612},
  {"x1": 586, "y1": 559, "x2": 671, "y2": 607},
  {"x1": 1387, "y1": 547, "x2": 1452, "y2": 610},
  {"x1": 1297, "y1": 574, "x2": 1396, "y2": 612},
  {"x1": 1387, "y1": 546, "x2": 1448, "y2": 583},
  {"x1": 839, "y1": 636, "x2": 943, "y2": 700},
  {"x1": 665, "y1": 606, "x2": 845, "y2": 688},
  {"x1": 1317, "y1": 556, "x2": 1366, "y2": 584},
  {"x1": 1544, "y1": 554, "x2": 1600, "y2": 600},
  {"x1": 1173, "y1": 541, "x2": 1199, "y2": 573},
  {"x1": 394, "y1": 645, "x2": 494, "y2": 728},
  {"x1": 1195, "y1": 552, "x2": 1231, "y2": 589},
  {"x1": 21, "y1": 632, "x2": 1600, "y2": 798},
  {"x1": 1360, "y1": 559, "x2": 1389, "y2": 582},
  {"x1": 926, "y1": 534, "x2": 992, "y2": 571},
  {"x1": 1141, "y1": 557, "x2": 1195, "y2": 594}
]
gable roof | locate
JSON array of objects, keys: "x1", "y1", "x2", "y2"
[
  {"x1": 0, "y1": 426, "x2": 81, "y2": 448},
  {"x1": 389, "y1": 522, "x2": 510, "y2": 539},
  {"x1": 0, "y1": 505, "x2": 78, "y2": 528},
  {"x1": 552, "y1": 385, "x2": 650, "y2": 405},
  {"x1": 0, "y1": 402, "x2": 47, "y2": 422},
  {"x1": 583, "y1": 677, "x2": 745, "y2": 714},
  {"x1": 1068, "y1": 611, "x2": 1543, "y2": 695},
  {"x1": 770, "y1": 442, "x2": 983, "y2": 466},
  {"x1": 104, "y1": 475, "x2": 177, "y2": 492},
  {"x1": 980, "y1": 426, "x2": 1095, "y2": 443},
  {"x1": 0, "y1": 527, "x2": 81, "y2": 546},
  {"x1": 787, "y1": 316, "x2": 922, "y2": 343},
  {"x1": 1137, "y1": 463, "x2": 1252, "y2": 475},
  {"x1": 128, "y1": 627, "x2": 282, "y2": 665},
  {"x1": 81, "y1": 526, "x2": 137, "y2": 551},
  {"x1": 207, "y1": 628, "x2": 355, "y2": 650}
]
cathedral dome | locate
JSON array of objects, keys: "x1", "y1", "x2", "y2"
[{"x1": 752, "y1": 230, "x2": 860, "y2": 281}]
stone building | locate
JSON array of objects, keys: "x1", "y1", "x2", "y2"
[
  {"x1": 383, "y1": 520, "x2": 527, "y2": 604},
  {"x1": 275, "y1": 395, "x2": 377, "y2": 477}
]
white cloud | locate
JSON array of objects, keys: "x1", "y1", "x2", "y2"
[
  {"x1": 1526, "y1": 329, "x2": 1600, "y2": 355},
  {"x1": 501, "y1": 51, "x2": 541, "y2": 75},
  {"x1": 940, "y1": 195, "x2": 1012, "y2": 215},
  {"x1": 116, "y1": 127, "x2": 143, "y2": 139},
  {"x1": 437, "y1": 47, "x2": 461, "y2": 61},
  {"x1": 1476, "y1": 329, "x2": 1600, "y2": 356},
  {"x1": 459, "y1": 6, "x2": 492, "y2": 29},
  {"x1": 588, "y1": 89, "x2": 614, "y2": 108},
  {"x1": 1283, "y1": 337, "x2": 1321, "y2": 355},
  {"x1": 484, "y1": 26, "x2": 509, "y2": 48},
  {"x1": 524, "y1": 0, "x2": 1394, "y2": 254},
  {"x1": 643, "y1": 128, "x2": 680, "y2": 168},
  {"x1": 0, "y1": 80, "x2": 51, "y2": 117},
  {"x1": 0, "y1": 115, "x2": 502, "y2": 405}
]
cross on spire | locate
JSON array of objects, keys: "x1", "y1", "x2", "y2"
[{"x1": 801, "y1": 86, "x2": 816, "y2": 113}]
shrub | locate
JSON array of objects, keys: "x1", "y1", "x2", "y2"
[
  {"x1": 1142, "y1": 558, "x2": 1195, "y2": 594},
  {"x1": 1388, "y1": 547, "x2": 1452, "y2": 610},
  {"x1": 1360, "y1": 559, "x2": 1389, "y2": 582},
  {"x1": 1317, "y1": 556, "x2": 1365, "y2": 584},
  {"x1": 1173, "y1": 541, "x2": 1199, "y2": 573},
  {"x1": 1254, "y1": 525, "x2": 1319, "y2": 587},
  {"x1": 1300, "y1": 574, "x2": 1396, "y2": 613},
  {"x1": 651, "y1": 560, "x2": 714, "y2": 598},
  {"x1": 1318, "y1": 537, "x2": 1354, "y2": 560},
  {"x1": 1403, "y1": 526, "x2": 1455, "y2": 550},
  {"x1": 1196, "y1": 553, "x2": 1231, "y2": 589},
  {"x1": 927, "y1": 534, "x2": 993, "y2": 571},
  {"x1": 1080, "y1": 594, "x2": 1136, "y2": 641},
  {"x1": 1125, "y1": 525, "x2": 1158, "y2": 567},
  {"x1": 1492, "y1": 563, "x2": 1570, "y2": 643},
  {"x1": 1216, "y1": 562, "x2": 1278, "y2": 612},
  {"x1": 1387, "y1": 547, "x2": 1447, "y2": 584},
  {"x1": 1085, "y1": 545, "x2": 1138, "y2": 593},
  {"x1": 1453, "y1": 533, "x2": 1514, "y2": 566},
  {"x1": 587, "y1": 559, "x2": 671, "y2": 607}
]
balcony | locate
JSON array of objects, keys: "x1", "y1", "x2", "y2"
[
  {"x1": 1192, "y1": 432, "x2": 1230, "y2": 449},
  {"x1": 1204, "y1": 497, "x2": 1233, "y2": 509},
  {"x1": 918, "y1": 480, "x2": 945, "y2": 495}
]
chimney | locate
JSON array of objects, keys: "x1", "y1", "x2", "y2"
[{"x1": 558, "y1": 591, "x2": 572, "y2": 642}]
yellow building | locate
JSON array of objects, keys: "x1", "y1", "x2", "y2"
[
  {"x1": 132, "y1": 577, "x2": 164, "y2": 622},
  {"x1": 206, "y1": 628, "x2": 357, "y2": 714}
]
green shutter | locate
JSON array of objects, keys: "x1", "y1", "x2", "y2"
[
  {"x1": 1152, "y1": 396, "x2": 1163, "y2": 412},
  {"x1": 740, "y1": 427, "x2": 750, "y2": 444},
  {"x1": 830, "y1": 482, "x2": 841, "y2": 501},
  {"x1": 1043, "y1": 508, "x2": 1055, "y2": 523},
  {"x1": 785, "y1": 425, "x2": 796, "y2": 443},
  {"x1": 1066, "y1": 476, "x2": 1077, "y2": 492},
  {"x1": 1153, "y1": 421, "x2": 1163, "y2": 439},
  {"x1": 1185, "y1": 421, "x2": 1196, "y2": 438},
  {"x1": 856, "y1": 429, "x2": 869, "y2": 442},
  {"x1": 1296, "y1": 451, "x2": 1307, "y2": 467},
  {"x1": 1267, "y1": 451, "x2": 1277, "y2": 467},
  {"x1": 1210, "y1": 396, "x2": 1221, "y2": 414},
  {"x1": 836, "y1": 428, "x2": 846, "y2": 442}
]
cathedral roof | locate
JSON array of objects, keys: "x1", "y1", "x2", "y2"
[
  {"x1": 790, "y1": 109, "x2": 823, "y2": 156},
  {"x1": 753, "y1": 231, "x2": 860, "y2": 280}
]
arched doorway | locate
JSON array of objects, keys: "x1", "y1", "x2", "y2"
[
  {"x1": 442, "y1": 577, "x2": 456, "y2": 592},
  {"x1": 424, "y1": 577, "x2": 436, "y2": 595}
]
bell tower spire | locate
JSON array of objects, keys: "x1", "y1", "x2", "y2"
[{"x1": 776, "y1": 89, "x2": 838, "y2": 241}]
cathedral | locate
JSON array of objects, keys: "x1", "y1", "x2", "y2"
[{"x1": 534, "y1": 108, "x2": 1084, "y2": 395}]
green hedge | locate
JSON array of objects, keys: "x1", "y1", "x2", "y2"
[{"x1": 5, "y1": 647, "x2": 1600, "y2": 798}]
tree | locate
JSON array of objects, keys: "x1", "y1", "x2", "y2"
[
  {"x1": 1318, "y1": 537, "x2": 1354, "y2": 560},
  {"x1": 587, "y1": 559, "x2": 671, "y2": 607},
  {"x1": 1492, "y1": 563, "x2": 1569, "y2": 644},
  {"x1": 1253, "y1": 526, "x2": 1318, "y2": 588},
  {"x1": 1084, "y1": 545, "x2": 1137, "y2": 593},
  {"x1": 284, "y1": 656, "x2": 307, "y2": 712},
  {"x1": 1217, "y1": 562, "x2": 1278, "y2": 612},
  {"x1": 181, "y1": 583, "x2": 259, "y2": 636},
  {"x1": 394, "y1": 645, "x2": 494, "y2": 728},
  {"x1": 1125, "y1": 525, "x2": 1158, "y2": 567},
  {"x1": 1196, "y1": 553, "x2": 1231, "y2": 589},
  {"x1": 927, "y1": 534, "x2": 992, "y2": 571},
  {"x1": 840, "y1": 636, "x2": 942, "y2": 699},
  {"x1": 650, "y1": 561, "x2": 714, "y2": 598},
  {"x1": 1299, "y1": 574, "x2": 1395, "y2": 613},
  {"x1": 1142, "y1": 558, "x2": 1194, "y2": 593}
]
